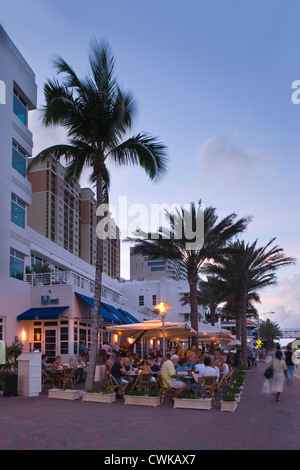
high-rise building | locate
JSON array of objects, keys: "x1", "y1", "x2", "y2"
[
  {"x1": 27, "y1": 156, "x2": 121, "y2": 278},
  {"x1": 130, "y1": 248, "x2": 187, "y2": 281},
  {"x1": 0, "y1": 24, "x2": 37, "y2": 338}
]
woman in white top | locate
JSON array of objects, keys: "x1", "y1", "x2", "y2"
[
  {"x1": 271, "y1": 350, "x2": 287, "y2": 403},
  {"x1": 219, "y1": 358, "x2": 229, "y2": 376}
]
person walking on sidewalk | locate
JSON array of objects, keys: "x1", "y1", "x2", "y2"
[
  {"x1": 271, "y1": 350, "x2": 287, "y2": 403},
  {"x1": 285, "y1": 345, "x2": 295, "y2": 384}
]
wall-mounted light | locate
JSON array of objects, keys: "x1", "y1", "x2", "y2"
[{"x1": 21, "y1": 330, "x2": 26, "y2": 342}]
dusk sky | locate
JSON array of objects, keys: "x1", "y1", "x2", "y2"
[{"x1": 2, "y1": 1, "x2": 300, "y2": 328}]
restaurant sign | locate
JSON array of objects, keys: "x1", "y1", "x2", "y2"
[{"x1": 41, "y1": 296, "x2": 59, "y2": 305}]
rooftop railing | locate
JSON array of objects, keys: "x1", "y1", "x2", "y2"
[{"x1": 25, "y1": 271, "x2": 154, "y2": 318}]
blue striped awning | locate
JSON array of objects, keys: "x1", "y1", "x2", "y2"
[
  {"x1": 102, "y1": 302, "x2": 133, "y2": 324},
  {"x1": 17, "y1": 306, "x2": 69, "y2": 321},
  {"x1": 118, "y1": 308, "x2": 140, "y2": 323},
  {"x1": 75, "y1": 292, "x2": 120, "y2": 324}
]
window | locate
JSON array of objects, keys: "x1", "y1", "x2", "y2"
[
  {"x1": 60, "y1": 326, "x2": 69, "y2": 355},
  {"x1": 11, "y1": 194, "x2": 25, "y2": 228},
  {"x1": 12, "y1": 141, "x2": 27, "y2": 176},
  {"x1": 13, "y1": 89, "x2": 27, "y2": 126},
  {"x1": 10, "y1": 249, "x2": 24, "y2": 280},
  {"x1": 33, "y1": 328, "x2": 42, "y2": 351},
  {"x1": 139, "y1": 295, "x2": 144, "y2": 306},
  {"x1": 152, "y1": 295, "x2": 157, "y2": 306}
]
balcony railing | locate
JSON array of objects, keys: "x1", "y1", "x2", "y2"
[{"x1": 25, "y1": 271, "x2": 154, "y2": 318}]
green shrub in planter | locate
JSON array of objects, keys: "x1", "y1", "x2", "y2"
[
  {"x1": 176, "y1": 393, "x2": 200, "y2": 400},
  {"x1": 85, "y1": 387, "x2": 101, "y2": 394},
  {"x1": 222, "y1": 391, "x2": 236, "y2": 402},
  {"x1": 126, "y1": 389, "x2": 145, "y2": 396},
  {"x1": 147, "y1": 390, "x2": 159, "y2": 397}
]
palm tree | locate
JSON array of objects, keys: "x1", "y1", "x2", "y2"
[
  {"x1": 127, "y1": 202, "x2": 249, "y2": 347},
  {"x1": 204, "y1": 238, "x2": 295, "y2": 366},
  {"x1": 28, "y1": 39, "x2": 168, "y2": 389},
  {"x1": 259, "y1": 318, "x2": 282, "y2": 351},
  {"x1": 180, "y1": 275, "x2": 226, "y2": 326}
]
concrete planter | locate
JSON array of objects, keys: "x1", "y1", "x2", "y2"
[
  {"x1": 124, "y1": 394, "x2": 160, "y2": 407},
  {"x1": 82, "y1": 391, "x2": 116, "y2": 404},
  {"x1": 220, "y1": 400, "x2": 238, "y2": 412},
  {"x1": 48, "y1": 389, "x2": 81, "y2": 400},
  {"x1": 173, "y1": 398, "x2": 212, "y2": 410}
]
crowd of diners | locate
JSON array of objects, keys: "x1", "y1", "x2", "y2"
[{"x1": 103, "y1": 340, "x2": 234, "y2": 397}]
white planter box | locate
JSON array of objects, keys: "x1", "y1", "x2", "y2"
[
  {"x1": 48, "y1": 389, "x2": 81, "y2": 400},
  {"x1": 220, "y1": 400, "x2": 238, "y2": 412},
  {"x1": 82, "y1": 391, "x2": 116, "y2": 404},
  {"x1": 173, "y1": 398, "x2": 212, "y2": 410},
  {"x1": 124, "y1": 394, "x2": 160, "y2": 407}
]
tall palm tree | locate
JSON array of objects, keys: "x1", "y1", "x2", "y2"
[
  {"x1": 28, "y1": 39, "x2": 168, "y2": 389},
  {"x1": 259, "y1": 318, "x2": 282, "y2": 351},
  {"x1": 127, "y1": 202, "x2": 249, "y2": 347},
  {"x1": 204, "y1": 238, "x2": 295, "y2": 366}
]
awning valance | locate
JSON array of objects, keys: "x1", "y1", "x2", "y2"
[
  {"x1": 102, "y1": 302, "x2": 133, "y2": 324},
  {"x1": 17, "y1": 306, "x2": 69, "y2": 321},
  {"x1": 75, "y1": 292, "x2": 120, "y2": 324}
]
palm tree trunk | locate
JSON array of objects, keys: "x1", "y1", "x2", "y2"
[
  {"x1": 188, "y1": 269, "x2": 199, "y2": 349},
  {"x1": 85, "y1": 171, "x2": 104, "y2": 390},
  {"x1": 210, "y1": 305, "x2": 216, "y2": 326},
  {"x1": 237, "y1": 283, "x2": 248, "y2": 368}
]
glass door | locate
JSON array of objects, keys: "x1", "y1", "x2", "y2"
[{"x1": 44, "y1": 328, "x2": 57, "y2": 363}]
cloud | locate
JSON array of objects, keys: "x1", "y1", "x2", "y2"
[
  {"x1": 29, "y1": 110, "x2": 68, "y2": 157},
  {"x1": 260, "y1": 274, "x2": 300, "y2": 328},
  {"x1": 197, "y1": 132, "x2": 276, "y2": 188}
]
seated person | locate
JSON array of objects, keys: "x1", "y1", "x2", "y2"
[
  {"x1": 219, "y1": 357, "x2": 229, "y2": 376},
  {"x1": 160, "y1": 355, "x2": 187, "y2": 394},
  {"x1": 123, "y1": 357, "x2": 134, "y2": 373},
  {"x1": 49, "y1": 356, "x2": 63, "y2": 370},
  {"x1": 110, "y1": 358, "x2": 131, "y2": 394},
  {"x1": 77, "y1": 355, "x2": 88, "y2": 382},
  {"x1": 41, "y1": 354, "x2": 49, "y2": 372},
  {"x1": 146, "y1": 358, "x2": 160, "y2": 382},
  {"x1": 106, "y1": 351, "x2": 117, "y2": 371},
  {"x1": 186, "y1": 345, "x2": 197, "y2": 359},
  {"x1": 191, "y1": 357, "x2": 219, "y2": 395},
  {"x1": 199, "y1": 356, "x2": 219, "y2": 380}
]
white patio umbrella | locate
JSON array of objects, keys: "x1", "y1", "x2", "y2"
[
  {"x1": 227, "y1": 338, "x2": 241, "y2": 347},
  {"x1": 106, "y1": 320, "x2": 197, "y2": 340},
  {"x1": 197, "y1": 323, "x2": 231, "y2": 344}
]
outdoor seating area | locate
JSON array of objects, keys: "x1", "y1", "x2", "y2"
[{"x1": 42, "y1": 354, "x2": 88, "y2": 389}]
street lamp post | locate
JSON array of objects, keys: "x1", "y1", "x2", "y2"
[{"x1": 156, "y1": 302, "x2": 171, "y2": 356}]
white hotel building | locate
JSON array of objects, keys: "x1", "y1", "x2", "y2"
[{"x1": 0, "y1": 25, "x2": 198, "y2": 362}]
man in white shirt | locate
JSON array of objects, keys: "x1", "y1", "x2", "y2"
[{"x1": 199, "y1": 357, "x2": 219, "y2": 381}]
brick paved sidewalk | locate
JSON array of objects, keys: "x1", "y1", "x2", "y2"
[{"x1": 0, "y1": 362, "x2": 299, "y2": 450}]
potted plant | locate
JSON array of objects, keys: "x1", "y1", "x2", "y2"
[
  {"x1": 124, "y1": 389, "x2": 160, "y2": 407},
  {"x1": 229, "y1": 385, "x2": 242, "y2": 402},
  {"x1": 173, "y1": 393, "x2": 212, "y2": 410},
  {"x1": 48, "y1": 384, "x2": 81, "y2": 400},
  {"x1": 82, "y1": 385, "x2": 116, "y2": 404},
  {"x1": 220, "y1": 391, "x2": 238, "y2": 412},
  {"x1": 0, "y1": 344, "x2": 21, "y2": 397}
]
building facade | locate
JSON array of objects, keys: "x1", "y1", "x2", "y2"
[
  {"x1": 130, "y1": 248, "x2": 187, "y2": 281},
  {"x1": 0, "y1": 25, "x2": 151, "y2": 362},
  {"x1": 27, "y1": 157, "x2": 120, "y2": 278}
]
